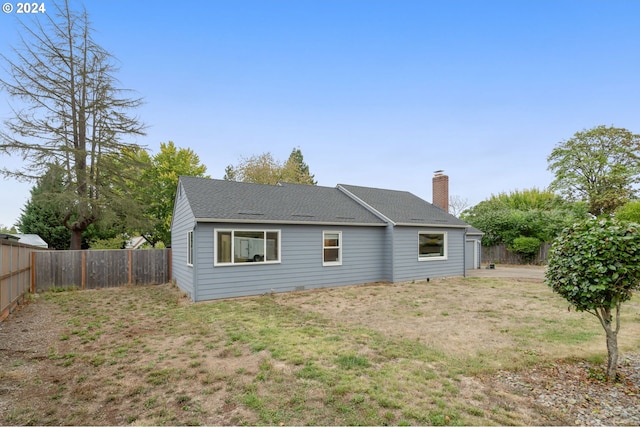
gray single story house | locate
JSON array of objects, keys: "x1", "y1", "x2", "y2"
[{"x1": 171, "y1": 176, "x2": 482, "y2": 302}]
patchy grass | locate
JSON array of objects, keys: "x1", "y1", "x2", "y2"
[{"x1": 1, "y1": 275, "x2": 639, "y2": 425}]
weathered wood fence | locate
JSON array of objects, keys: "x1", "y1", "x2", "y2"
[
  {"x1": 482, "y1": 243, "x2": 551, "y2": 265},
  {"x1": 33, "y1": 249, "x2": 171, "y2": 291},
  {"x1": 1, "y1": 246, "x2": 171, "y2": 321},
  {"x1": 0, "y1": 239, "x2": 43, "y2": 321}
]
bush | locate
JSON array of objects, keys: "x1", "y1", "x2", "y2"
[
  {"x1": 509, "y1": 236, "x2": 541, "y2": 262},
  {"x1": 546, "y1": 217, "x2": 640, "y2": 379}
]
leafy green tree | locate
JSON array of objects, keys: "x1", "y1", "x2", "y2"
[
  {"x1": 548, "y1": 125, "x2": 640, "y2": 215},
  {"x1": 615, "y1": 200, "x2": 640, "y2": 223},
  {"x1": 486, "y1": 188, "x2": 568, "y2": 210},
  {"x1": 461, "y1": 189, "x2": 587, "y2": 247},
  {"x1": 139, "y1": 141, "x2": 208, "y2": 246},
  {"x1": 89, "y1": 235, "x2": 128, "y2": 249},
  {"x1": 0, "y1": 1, "x2": 146, "y2": 249},
  {"x1": 224, "y1": 148, "x2": 316, "y2": 185},
  {"x1": 546, "y1": 218, "x2": 640, "y2": 380},
  {"x1": 225, "y1": 152, "x2": 281, "y2": 185},
  {"x1": 0, "y1": 225, "x2": 18, "y2": 234},
  {"x1": 99, "y1": 147, "x2": 154, "y2": 235}
]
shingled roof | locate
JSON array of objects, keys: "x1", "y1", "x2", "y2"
[
  {"x1": 338, "y1": 184, "x2": 470, "y2": 228},
  {"x1": 178, "y1": 177, "x2": 386, "y2": 226},
  {"x1": 178, "y1": 176, "x2": 473, "y2": 229}
]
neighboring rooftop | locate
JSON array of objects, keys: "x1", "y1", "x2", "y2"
[{"x1": 1, "y1": 234, "x2": 49, "y2": 247}]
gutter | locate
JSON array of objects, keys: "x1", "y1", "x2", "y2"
[
  {"x1": 395, "y1": 222, "x2": 469, "y2": 228},
  {"x1": 194, "y1": 218, "x2": 388, "y2": 227}
]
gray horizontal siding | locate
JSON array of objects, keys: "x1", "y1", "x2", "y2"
[
  {"x1": 170, "y1": 184, "x2": 196, "y2": 299},
  {"x1": 193, "y1": 223, "x2": 386, "y2": 301},
  {"x1": 391, "y1": 227, "x2": 465, "y2": 282}
]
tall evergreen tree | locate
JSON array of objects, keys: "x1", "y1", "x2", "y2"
[
  {"x1": 17, "y1": 165, "x2": 72, "y2": 250},
  {"x1": 0, "y1": 1, "x2": 146, "y2": 249},
  {"x1": 281, "y1": 147, "x2": 317, "y2": 185}
]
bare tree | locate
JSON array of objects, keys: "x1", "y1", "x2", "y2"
[
  {"x1": 0, "y1": 1, "x2": 146, "y2": 249},
  {"x1": 448, "y1": 194, "x2": 470, "y2": 216}
]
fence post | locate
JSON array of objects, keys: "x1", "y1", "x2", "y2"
[
  {"x1": 81, "y1": 251, "x2": 86, "y2": 290},
  {"x1": 9, "y1": 243, "x2": 12, "y2": 315},
  {"x1": 128, "y1": 249, "x2": 132, "y2": 285},
  {"x1": 31, "y1": 251, "x2": 36, "y2": 293},
  {"x1": 168, "y1": 248, "x2": 172, "y2": 282}
]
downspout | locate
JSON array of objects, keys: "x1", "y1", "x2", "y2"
[
  {"x1": 192, "y1": 222, "x2": 198, "y2": 302},
  {"x1": 463, "y1": 229, "x2": 467, "y2": 278},
  {"x1": 387, "y1": 224, "x2": 394, "y2": 282}
]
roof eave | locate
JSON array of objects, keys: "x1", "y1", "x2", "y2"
[
  {"x1": 194, "y1": 218, "x2": 387, "y2": 227},
  {"x1": 395, "y1": 222, "x2": 469, "y2": 228}
]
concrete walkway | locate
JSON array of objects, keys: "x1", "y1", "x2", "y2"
[{"x1": 466, "y1": 265, "x2": 546, "y2": 280}]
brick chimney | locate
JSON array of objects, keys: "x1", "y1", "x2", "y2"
[{"x1": 432, "y1": 171, "x2": 449, "y2": 213}]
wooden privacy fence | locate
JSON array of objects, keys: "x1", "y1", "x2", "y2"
[
  {"x1": 482, "y1": 242, "x2": 551, "y2": 265},
  {"x1": 33, "y1": 249, "x2": 171, "y2": 292},
  {"x1": 1, "y1": 246, "x2": 171, "y2": 321},
  {"x1": 0, "y1": 239, "x2": 44, "y2": 322}
]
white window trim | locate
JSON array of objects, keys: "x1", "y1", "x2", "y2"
[
  {"x1": 187, "y1": 230, "x2": 194, "y2": 266},
  {"x1": 214, "y1": 229, "x2": 281, "y2": 266},
  {"x1": 323, "y1": 230, "x2": 342, "y2": 266},
  {"x1": 418, "y1": 231, "x2": 448, "y2": 261}
]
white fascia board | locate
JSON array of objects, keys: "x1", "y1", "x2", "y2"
[
  {"x1": 194, "y1": 218, "x2": 387, "y2": 227},
  {"x1": 335, "y1": 185, "x2": 395, "y2": 225},
  {"x1": 395, "y1": 222, "x2": 469, "y2": 228}
]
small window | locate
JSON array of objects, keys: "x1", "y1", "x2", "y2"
[
  {"x1": 187, "y1": 230, "x2": 194, "y2": 266},
  {"x1": 215, "y1": 229, "x2": 280, "y2": 265},
  {"x1": 323, "y1": 231, "x2": 342, "y2": 266},
  {"x1": 418, "y1": 232, "x2": 447, "y2": 261}
]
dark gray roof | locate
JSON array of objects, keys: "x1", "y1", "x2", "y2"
[
  {"x1": 466, "y1": 226, "x2": 484, "y2": 235},
  {"x1": 179, "y1": 177, "x2": 387, "y2": 226},
  {"x1": 338, "y1": 184, "x2": 471, "y2": 228},
  {"x1": 179, "y1": 177, "x2": 477, "y2": 229}
]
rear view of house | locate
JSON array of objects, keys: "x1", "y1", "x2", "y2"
[{"x1": 171, "y1": 177, "x2": 480, "y2": 301}]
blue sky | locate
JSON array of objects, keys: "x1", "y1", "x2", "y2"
[{"x1": 1, "y1": 0, "x2": 640, "y2": 228}]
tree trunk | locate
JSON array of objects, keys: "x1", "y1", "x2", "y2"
[
  {"x1": 63, "y1": 212, "x2": 96, "y2": 250},
  {"x1": 599, "y1": 306, "x2": 619, "y2": 381},
  {"x1": 70, "y1": 229, "x2": 83, "y2": 250},
  {"x1": 605, "y1": 326, "x2": 619, "y2": 380}
]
